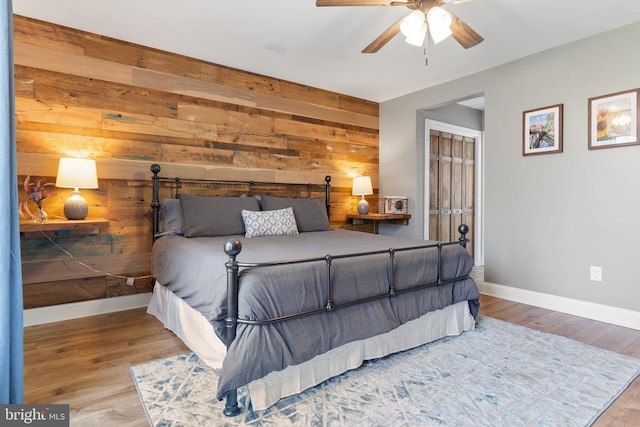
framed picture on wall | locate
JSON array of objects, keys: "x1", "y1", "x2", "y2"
[
  {"x1": 522, "y1": 104, "x2": 563, "y2": 156},
  {"x1": 588, "y1": 89, "x2": 639, "y2": 149}
]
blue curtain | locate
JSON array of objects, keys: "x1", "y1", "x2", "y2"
[{"x1": 0, "y1": 2, "x2": 24, "y2": 404}]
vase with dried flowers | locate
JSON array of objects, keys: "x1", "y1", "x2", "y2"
[{"x1": 19, "y1": 176, "x2": 55, "y2": 223}]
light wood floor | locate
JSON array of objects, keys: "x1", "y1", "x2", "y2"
[{"x1": 23, "y1": 295, "x2": 640, "y2": 426}]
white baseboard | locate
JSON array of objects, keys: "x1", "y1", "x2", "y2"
[
  {"x1": 481, "y1": 282, "x2": 640, "y2": 331},
  {"x1": 23, "y1": 293, "x2": 152, "y2": 327}
]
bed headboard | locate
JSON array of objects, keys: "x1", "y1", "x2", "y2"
[{"x1": 150, "y1": 164, "x2": 331, "y2": 242}]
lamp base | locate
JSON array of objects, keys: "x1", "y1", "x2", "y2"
[
  {"x1": 64, "y1": 191, "x2": 89, "y2": 220},
  {"x1": 357, "y1": 197, "x2": 370, "y2": 215}
]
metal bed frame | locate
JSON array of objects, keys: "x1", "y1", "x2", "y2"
[{"x1": 150, "y1": 164, "x2": 471, "y2": 416}]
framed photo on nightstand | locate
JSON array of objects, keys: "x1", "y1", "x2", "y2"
[{"x1": 384, "y1": 196, "x2": 408, "y2": 214}]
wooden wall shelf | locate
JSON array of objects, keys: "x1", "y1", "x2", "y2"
[
  {"x1": 347, "y1": 213, "x2": 411, "y2": 234},
  {"x1": 19, "y1": 218, "x2": 110, "y2": 234}
]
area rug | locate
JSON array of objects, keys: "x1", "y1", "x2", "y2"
[{"x1": 131, "y1": 316, "x2": 640, "y2": 426}]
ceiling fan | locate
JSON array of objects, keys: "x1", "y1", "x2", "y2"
[{"x1": 316, "y1": 0, "x2": 483, "y2": 55}]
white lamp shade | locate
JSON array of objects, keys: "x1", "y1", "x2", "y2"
[
  {"x1": 352, "y1": 176, "x2": 373, "y2": 196},
  {"x1": 56, "y1": 158, "x2": 98, "y2": 220},
  {"x1": 400, "y1": 10, "x2": 427, "y2": 46},
  {"x1": 400, "y1": 10, "x2": 425, "y2": 38},
  {"x1": 55, "y1": 158, "x2": 99, "y2": 189},
  {"x1": 405, "y1": 22, "x2": 427, "y2": 47},
  {"x1": 427, "y1": 7, "x2": 453, "y2": 44}
]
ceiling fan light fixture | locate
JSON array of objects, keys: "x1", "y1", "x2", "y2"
[
  {"x1": 405, "y1": 22, "x2": 427, "y2": 46},
  {"x1": 400, "y1": 10, "x2": 425, "y2": 37},
  {"x1": 426, "y1": 6, "x2": 453, "y2": 44},
  {"x1": 400, "y1": 10, "x2": 426, "y2": 47}
]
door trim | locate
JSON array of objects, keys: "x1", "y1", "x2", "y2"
[{"x1": 424, "y1": 120, "x2": 484, "y2": 266}]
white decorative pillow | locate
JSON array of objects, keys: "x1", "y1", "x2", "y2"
[{"x1": 242, "y1": 207, "x2": 299, "y2": 238}]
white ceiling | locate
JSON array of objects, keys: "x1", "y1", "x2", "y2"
[{"x1": 12, "y1": 0, "x2": 640, "y2": 102}]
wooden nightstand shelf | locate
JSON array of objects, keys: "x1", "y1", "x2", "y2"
[
  {"x1": 19, "y1": 218, "x2": 110, "y2": 236},
  {"x1": 347, "y1": 213, "x2": 412, "y2": 234}
]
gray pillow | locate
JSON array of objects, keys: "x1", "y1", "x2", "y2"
[
  {"x1": 180, "y1": 194, "x2": 260, "y2": 237},
  {"x1": 157, "y1": 198, "x2": 183, "y2": 237},
  {"x1": 259, "y1": 195, "x2": 330, "y2": 232}
]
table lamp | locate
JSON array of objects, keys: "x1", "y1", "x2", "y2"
[
  {"x1": 55, "y1": 157, "x2": 99, "y2": 220},
  {"x1": 352, "y1": 176, "x2": 373, "y2": 215}
]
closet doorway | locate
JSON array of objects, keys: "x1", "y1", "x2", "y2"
[{"x1": 424, "y1": 120, "x2": 483, "y2": 264}]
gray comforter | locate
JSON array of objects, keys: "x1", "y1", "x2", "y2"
[{"x1": 151, "y1": 229, "x2": 479, "y2": 400}]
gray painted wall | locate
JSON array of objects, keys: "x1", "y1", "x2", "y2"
[
  {"x1": 421, "y1": 103, "x2": 484, "y2": 130},
  {"x1": 379, "y1": 22, "x2": 640, "y2": 312}
]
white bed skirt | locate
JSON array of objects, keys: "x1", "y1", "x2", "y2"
[{"x1": 147, "y1": 281, "x2": 476, "y2": 411}]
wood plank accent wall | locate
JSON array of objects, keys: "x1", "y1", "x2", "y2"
[{"x1": 13, "y1": 15, "x2": 380, "y2": 308}]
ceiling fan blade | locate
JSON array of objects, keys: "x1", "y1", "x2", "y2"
[
  {"x1": 316, "y1": 0, "x2": 398, "y2": 6},
  {"x1": 448, "y1": 11, "x2": 484, "y2": 49},
  {"x1": 362, "y1": 17, "x2": 404, "y2": 53}
]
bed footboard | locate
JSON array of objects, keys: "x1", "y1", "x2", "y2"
[{"x1": 221, "y1": 224, "x2": 471, "y2": 416}]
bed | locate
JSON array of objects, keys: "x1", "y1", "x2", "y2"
[{"x1": 147, "y1": 164, "x2": 480, "y2": 416}]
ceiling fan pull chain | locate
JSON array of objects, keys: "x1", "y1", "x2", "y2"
[{"x1": 424, "y1": 38, "x2": 429, "y2": 66}]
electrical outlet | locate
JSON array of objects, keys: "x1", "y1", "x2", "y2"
[{"x1": 590, "y1": 266, "x2": 602, "y2": 282}]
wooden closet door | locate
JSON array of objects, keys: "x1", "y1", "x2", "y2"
[{"x1": 429, "y1": 130, "x2": 475, "y2": 258}]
